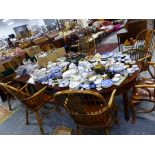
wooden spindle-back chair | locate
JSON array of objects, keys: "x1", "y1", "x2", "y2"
[
  {"x1": 0, "y1": 83, "x2": 56, "y2": 134},
  {"x1": 0, "y1": 73, "x2": 17, "y2": 110},
  {"x1": 54, "y1": 89, "x2": 118, "y2": 134},
  {"x1": 134, "y1": 29, "x2": 155, "y2": 54},
  {"x1": 130, "y1": 61, "x2": 155, "y2": 123}
]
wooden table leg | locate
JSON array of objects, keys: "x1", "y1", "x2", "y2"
[{"x1": 122, "y1": 92, "x2": 130, "y2": 121}]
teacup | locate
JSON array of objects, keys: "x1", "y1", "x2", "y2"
[
  {"x1": 112, "y1": 77, "x2": 120, "y2": 83},
  {"x1": 102, "y1": 74, "x2": 107, "y2": 79},
  {"x1": 127, "y1": 68, "x2": 133, "y2": 76},
  {"x1": 94, "y1": 78, "x2": 102, "y2": 87},
  {"x1": 114, "y1": 74, "x2": 121, "y2": 78}
]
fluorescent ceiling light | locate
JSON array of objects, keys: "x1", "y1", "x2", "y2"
[
  {"x1": 2, "y1": 19, "x2": 10, "y2": 22},
  {"x1": 8, "y1": 22, "x2": 14, "y2": 26}
]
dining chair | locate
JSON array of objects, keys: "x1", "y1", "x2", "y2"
[
  {"x1": 3, "y1": 58, "x2": 20, "y2": 71},
  {"x1": 53, "y1": 89, "x2": 118, "y2": 134},
  {"x1": 134, "y1": 29, "x2": 155, "y2": 54},
  {"x1": 130, "y1": 61, "x2": 155, "y2": 123},
  {"x1": 41, "y1": 44, "x2": 55, "y2": 52},
  {"x1": 0, "y1": 73, "x2": 17, "y2": 110},
  {"x1": 0, "y1": 82, "x2": 57, "y2": 134},
  {"x1": 124, "y1": 48, "x2": 152, "y2": 72}
]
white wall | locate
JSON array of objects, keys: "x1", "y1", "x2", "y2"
[{"x1": 0, "y1": 19, "x2": 45, "y2": 38}]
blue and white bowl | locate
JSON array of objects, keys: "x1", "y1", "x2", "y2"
[{"x1": 101, "y1": 79, "x2": 113, "y2": 88}]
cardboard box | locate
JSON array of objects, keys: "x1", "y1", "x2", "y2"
[
  {"x1": 55, "y1": 47, "x2": 66, "y2": 57},
  {"x1": 37, "y1": 56, "x2": 49, "y2": 68},
  {"x1": 36, "y1": 47, "x2": 66, "y2": 67},
  {"x1": 32, "y1": 45, "x2": 41, "y2": 55},
  {"x1": 23, "y1": 47, "x2": 35, "y2": 57},
  {"x1": 48, "y1": 52, "x2": 58, "y2": 62},
  {"x1": 37, "y1": 52, "x2": 58, "y2": 67}
]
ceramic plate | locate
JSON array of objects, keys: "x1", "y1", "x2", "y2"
[
  {"x1": 101, "y1": 52, "x2": 113, "y2": 59},
  {"x1": 59, "y1": 80, "x2": 69, "y2": 87},
  {"x1": 101, "y1": 79, "x2": 113, "y2": 88},
  {"x1": 62, "y1": 69, "x2": 77, "y2": 78}
]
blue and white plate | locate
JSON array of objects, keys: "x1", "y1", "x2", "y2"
[
  {"x1": 101, "y1": 79, "x2": 113, "y2": 88},
  {"x1": 101, "y1": 52, "x2": 113, "y2": 60},
  {"x1": 59, "y1": 80, "x2": 69, "y2": 87}
]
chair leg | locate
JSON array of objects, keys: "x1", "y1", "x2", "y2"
[
  {"x1": 77, "y1": 126, "x2": 80, "y2": 135},
  {"x1": 114, "y1": 104, "x2": 119, "y2": 125},
  {"x1": 26, "y1": 108, "x2": 29, "y2": 125},
  {"x1": 35, "y1": 111, "x2": 44, "y2": 135},
  {"x1": 104, "y1": 129, "x2": 109, "y2": 135},
  {"x1": 7, "y1": 95, "x2": 11, "y2": 111},
  {"x1": 130, "y1": 102, "x2": 136, "y2": 124}
]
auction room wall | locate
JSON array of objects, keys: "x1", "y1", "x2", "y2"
[{"x1": 0, "y1": 19, "x2": 45, "y2": 38}]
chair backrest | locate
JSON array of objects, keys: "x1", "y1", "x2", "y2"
[
  {"x1": 54, "y1": 89, "x2": 116, "y2": 125},
  {"x1": 21, "y1": 86, "x2": 50, "y2": 110},
  {"x1": 0, "y1": 82, "x2": 50, "y2": 111},
  {"x1": 0, "y1": 82, "x2": 29, "y2": 100},
  {"x1": 134, "y1": 29, "x2": 155, "y2": 54},
  {"x1": 0, "y1": 73, "x2": 16, "y2": 83},
  {"x1": 3, "y1": 60, "x2": 17, "y2": 71}
]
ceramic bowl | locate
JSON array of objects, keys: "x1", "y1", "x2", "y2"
[
  {"x1": 101, "y1": 79, "x2": 113, "y2": 88},
  {"x1": 114, "y1": 74, "x2": 121, "y2": 78}
]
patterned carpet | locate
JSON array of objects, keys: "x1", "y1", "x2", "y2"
[
  {"x1": 97, "y1": 43, "x2": 118, "y2": 53},
  {"x1": 0, "y1": 104, "x2": 12, "y2": 124}
]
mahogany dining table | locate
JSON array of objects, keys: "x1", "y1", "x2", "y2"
[{"x1": 14, "y1": 70, "x2": 140, "y2": 121}]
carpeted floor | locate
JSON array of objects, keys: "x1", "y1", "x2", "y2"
[
  {"x1": 0, "y1": 29, "x2": 155, "y2": 135},
  {"x1": 97, "y1": 43, "x2": 118, "y2": 53},
  {"x1": 0, "y1": 104, "x2": 12, "y2": 124}
]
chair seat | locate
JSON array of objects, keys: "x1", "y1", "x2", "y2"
[{"x1": 132, "y1": 78, "x2": 155, "y2": 101}]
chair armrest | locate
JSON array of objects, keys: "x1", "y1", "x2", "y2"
[
  {"x1": 134, "y1": 85, "x2": 155, "y2": 99},
  {"x1": 138, "y1": 55, "x2": 152, "y2": 62},
  {"x1": 147, "y1": 61, "x2": 155, "y2": 65},
  {"x1": 19, "y1": 83, "x2": 29, "y2": 92},
  {"x1": 21, "y1": 86, "x2": 47, "y2": 101},
  {"x1": 106, "y1": 89, "x2": 116, "y2": 110},
  {"x1": 0, "y1": 73, "x2": 16, "y2": 83},
  {"x1": 135, "y1": 85, "x2": 155, "y2": 88}
]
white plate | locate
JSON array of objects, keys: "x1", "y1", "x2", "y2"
[
  {"x1": 62, "y1": 69, "x2": 77, "y2": 78},
  {"x1": 101, "y1": 52, "x2": 113, "y2": 59}
]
